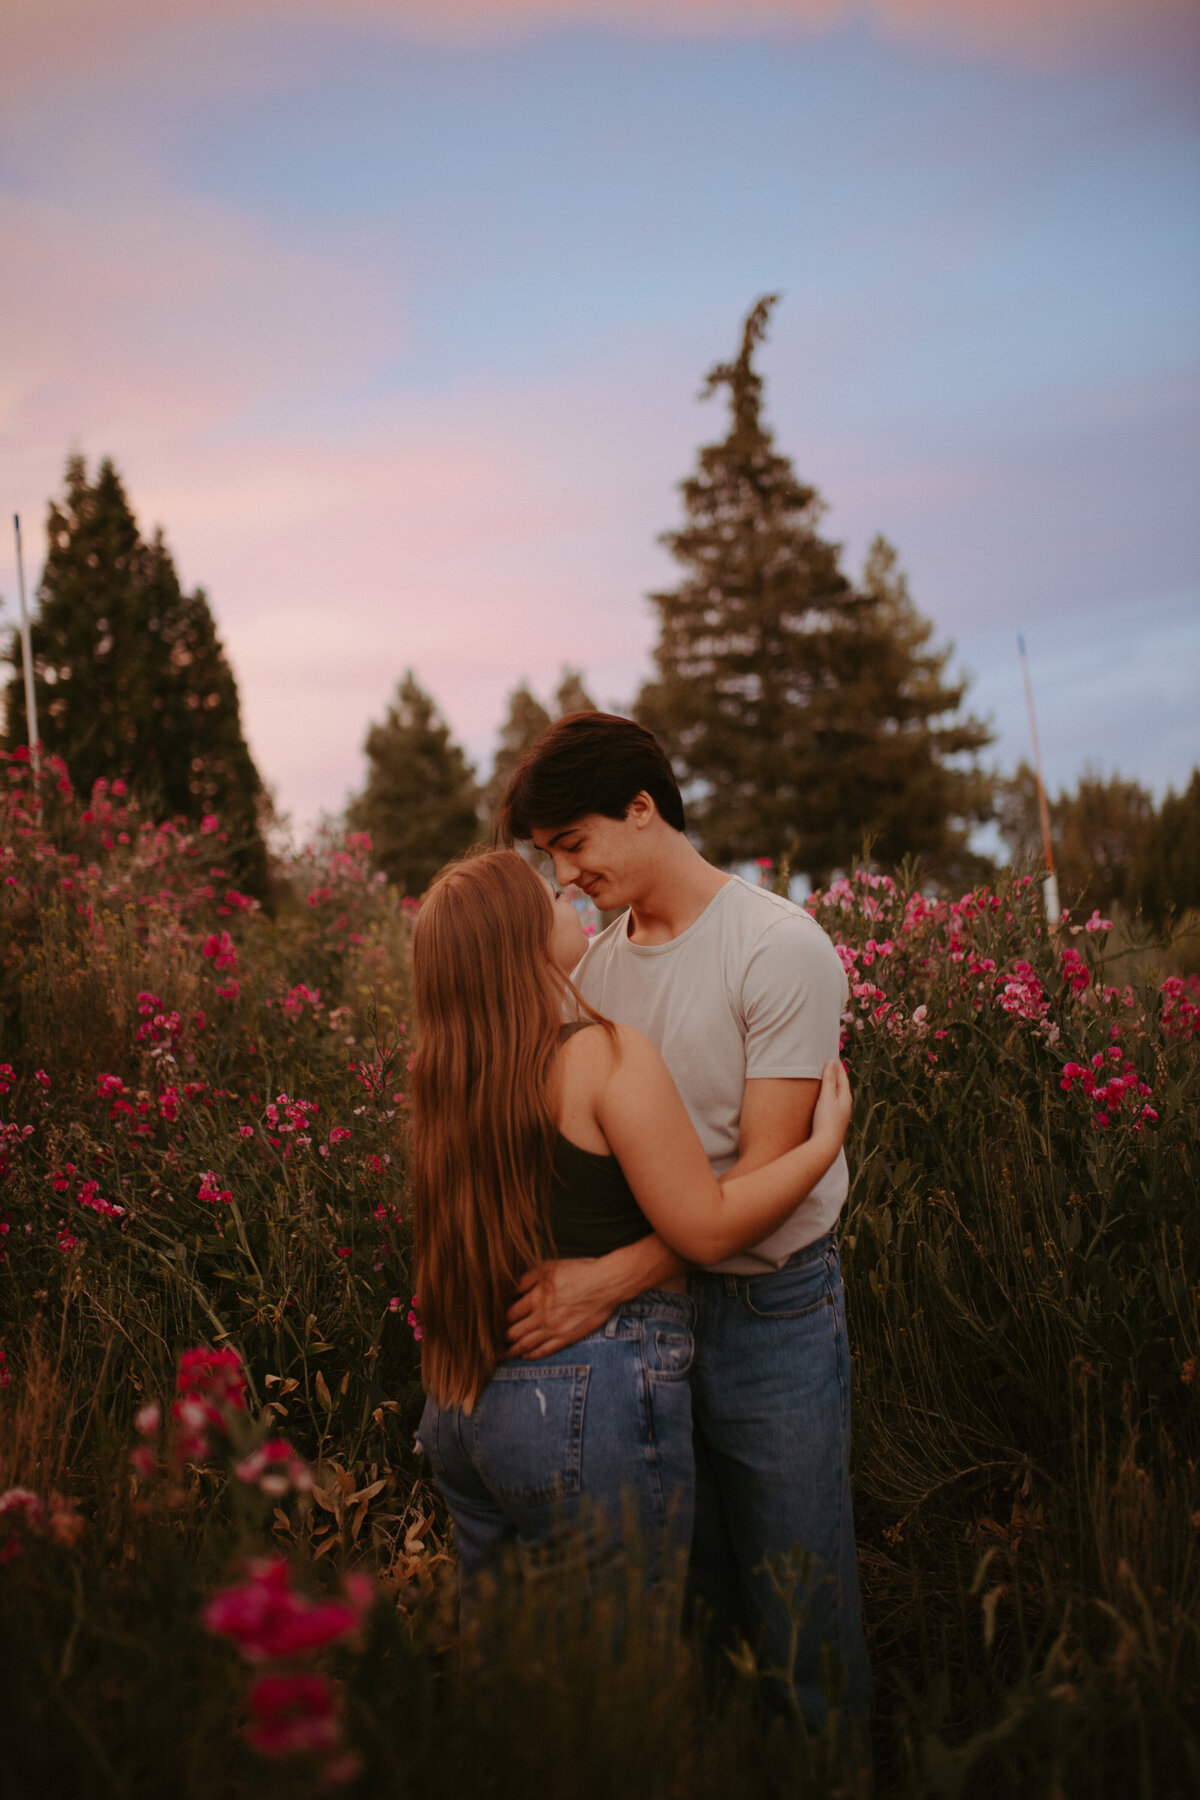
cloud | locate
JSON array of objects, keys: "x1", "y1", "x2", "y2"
[
  {"x1": 0, "y1": 158, "x2": 691, "y2": 825},
  {"x1": 3, "y1": 0, "x2": 1195, "y2": 108}
]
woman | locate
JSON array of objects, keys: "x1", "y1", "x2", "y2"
[{"x1": 412, "y1": 850, "x2": 850, "y2": 1598}]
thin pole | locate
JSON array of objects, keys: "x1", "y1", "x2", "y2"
[
  {"x1": 13, "y1": 515, "x2": 41, "y2": 775},
  {"x1": 1018, "y1": 634, "x2": 1058, "y2": 925}
]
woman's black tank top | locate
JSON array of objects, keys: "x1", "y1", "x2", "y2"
[{"x1": 548, "y1": 1023, "x2": 652, "y2": 1257}]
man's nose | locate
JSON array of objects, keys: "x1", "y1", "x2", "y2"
[{"x1": 553, "y1": 850, "x2": 581, "y2": 887}]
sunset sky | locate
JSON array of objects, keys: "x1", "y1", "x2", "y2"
[{"x1": 2, "y1": 0, "x2": 1197, "y2": 835}]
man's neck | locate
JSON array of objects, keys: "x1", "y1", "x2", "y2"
[{"x1": 625, "y1": 839, "x2": 732, "y2": 946}]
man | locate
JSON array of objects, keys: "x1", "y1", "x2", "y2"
[{"x1": 499, "y1": 712, "x2": 871, "y2": 1727}]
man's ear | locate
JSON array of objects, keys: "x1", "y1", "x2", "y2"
[{"x1": 627, "y1": 791, "x2": 658, "y2": 832}]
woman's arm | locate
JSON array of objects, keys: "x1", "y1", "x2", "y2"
[{"x1": 596, "y1": 1027, "x2": 849, "y2": 1267}]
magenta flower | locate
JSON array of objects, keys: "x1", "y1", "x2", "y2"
[
  {"x1": 197, "y1": 1171, "x2": 233, "y2": 1205},
  {"x1": 234, "y1": 1440, "x2": 314, "y2": 1499},
  {"x1": 204, "y1": 1558, "x2": 364, "y2": 1662},
  {"x1": 245, "y1": 1673, "x2": 339, "y2": 1756}
]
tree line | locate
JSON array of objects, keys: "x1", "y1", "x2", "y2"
[{"x1": 5, "y1": 300, "x2": 1197, "y2": 929}]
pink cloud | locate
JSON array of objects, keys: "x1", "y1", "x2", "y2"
[
  {"x1": 3, "y1": 0, "x2": 1194, "y2": 106},
  {"x1": 0, "y1": 170, "x2": 688, "y2": 824}
]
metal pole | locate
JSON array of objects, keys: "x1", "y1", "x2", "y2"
[
  {"x1": 13, "y1": 514, "x2": 40, "y2": 775},
  {"x1": 1017, "y1": 634, "x2": 1058, "y2": 926}
]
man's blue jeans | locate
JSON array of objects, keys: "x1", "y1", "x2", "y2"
[
  {"x1": 687, "y1": 1230, "x2": 872, "y2": 1726},
  {"x1": 418, "y1": 1290, "x2": 696, "y2": 1599}
]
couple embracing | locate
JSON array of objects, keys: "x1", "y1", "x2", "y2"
[{"x1": 413, "y1": 712, "x2": 871, "y2": 1727}]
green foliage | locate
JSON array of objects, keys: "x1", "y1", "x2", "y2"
[
  {"x1": 3, "y1": 455, "x2": 267, "y2": 894},
  {"x1": 637, "y1": 299, "x2": 992, "y2": 883},
  {"x1": 999, "y1": 764, "x2": 1200, "y2": 943},
  {"x1": 482, "y1": 681, "x2": 551, "y2": 827},
  {"x1": 1, "y1": 753, "x2": 1198, "y2": 1795},
  {"x1": 1129, "y1": 769, "x2": 1200, "y2": 931},
  {"x1": 483, "y1": 667, "x2": 597, "y2": 830},
  {"x1": 552, "y1": 665, "x2": 597, "y2": 719},
  {"x1": 998, "y1": 764, "x2": 1156, "y2": 917},
  {"x1": 348, "y1": 670, "x2": 480, "y2": 896}
]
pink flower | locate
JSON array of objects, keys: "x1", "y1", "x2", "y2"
[
  {"x1": 200, "y1": 814, "x2": 220, "y2": 835},
  {"x1": 197, "y1": 1171, "x2": 233, "y2": 1205},
  {"x1": 0, "y1": 1483, "x2": 44, "y2": 1526},
  {"x1": 129, "y1": 1445, "x2": 157, "y2": 1480},
  {"x1": 234, "y1": 1439, "x2": 314, "y2": 1498},
  {"x1": 76, "y1": 1179, "x2": 124, "y2": 1221},
  {"x1": 1084, "y1": 910, "x2": 1113, "y2": 933},
  {"x1": 134, "y1": 1402, "x2": 162, "y2": 1437},
  {"x1": 245, "y1": 1673, "x2": 339, "y2": 1757},
  {"x1": 177, "y1": 1345, "x2": 247, "y2": 1423},
  {"x1": 172, "y1": 1395, "x2": 213, "y2": 1461},
  {"x1": 201, "y1": 930, "x2": 237, "y2": 972},
  {"x1": 204, "y1": 1559, "x2": 362, "y2": 1662},
  {"x1": 34, "y1": 1069, "x2": 50, "y2": 1088}
]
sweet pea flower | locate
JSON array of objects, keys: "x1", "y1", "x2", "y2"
[
  {"x1": 203, "y1": 1559, "x2": 363, "y2": 1662},
  {"x1": 245, "y1": 1673, "x2": 339, "y2": 1756},
  {"x1": 234, "y1": 1439, "x2": 314, "y2": 1498}
]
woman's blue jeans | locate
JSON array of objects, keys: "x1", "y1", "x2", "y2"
[
  {"x1": 418, "y1": 1290, "x2": 696, "y2": 1601},
  {"x1": 687, "y1": 1230, "x2": 873, "y2": 1727}
]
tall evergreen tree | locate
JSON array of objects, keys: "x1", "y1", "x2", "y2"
[
  {"x1": 349, "y1": 671, "x2": 480, "y2": 895},
  {"x1": 997, "y1": 764, "x2": 1158, "y2": 917},
  {"x1": 3, "y1": 454, "x2": 267, "y2": 890},
  {"x1": 483, "y1": 668, "x2": 597, "y2": 829},
  {"x1": 553, "y1": 666, "x2": 597, "y2": 719},
  {"x1": 636, "y1": 297, "x2": 992, "y2": 883},
  {"x1": 818, "y1": 537, "x2": 993, "y2": 882},
  {"x1": 1127, "y1": 769, "x2": 1200, "y2": 929},
  {"x1": 483, "y1": 683, "x2": 552, "y2": 827}
]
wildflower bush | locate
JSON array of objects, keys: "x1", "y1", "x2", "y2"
[{"x1": 1, "y1": 747, "x2": 1197, "y2": 1798}]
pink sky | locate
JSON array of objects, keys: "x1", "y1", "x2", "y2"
[{"x1": 2, "y1": 0, "x2": 1196, "y2": 833}]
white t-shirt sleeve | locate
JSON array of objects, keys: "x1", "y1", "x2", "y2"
[{"x1": 741, "y1": 913, "x2": 848, "y2": 1080}]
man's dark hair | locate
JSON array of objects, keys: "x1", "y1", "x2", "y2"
[{"x1": 498, "y1": 712, "x2": 686, "y2": 842}]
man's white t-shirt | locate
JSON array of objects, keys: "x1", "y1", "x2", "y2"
[{"x1": 572, "y1": 875, "x2": 849, "y2": 1275}]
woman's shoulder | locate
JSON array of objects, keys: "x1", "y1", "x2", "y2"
[{"x1": 559, "y1": 1018, "x2": 656, "y2": 1075}]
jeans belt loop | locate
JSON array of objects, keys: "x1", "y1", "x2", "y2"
[{"x1": 604, "y1": 1309, "x2": 621, "y2": 1339}]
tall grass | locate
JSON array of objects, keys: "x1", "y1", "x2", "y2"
[{"x1": 1, "y1": 749, "x2": 1197, "y2": 1797}]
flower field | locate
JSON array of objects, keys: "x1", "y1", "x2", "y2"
[{"x1": 1, "y1": 745, "x2": 1197, "y2": 1799}]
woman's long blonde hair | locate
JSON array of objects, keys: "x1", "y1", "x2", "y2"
[{"x1": 410, "y1": 848, "x2": 606, "y2": 1410}]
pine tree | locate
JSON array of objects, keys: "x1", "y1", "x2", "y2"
[
  {"x1": 998, "y1": 764, "x2": 1158, "y2": 917},
  {"x1": 817, "y1": 537, "x2": 993, "y2": 882},
  {"x1": 483, "y1": 683, "x2": 552, "y2": 827},
  {"x1": 553, "y1": 666, "x2": 597, "y2": 719},
  {"x1": 349, "y1": 671, "x2": 480, "y2": 895},
  {"x1": 637, "y1": 297, "x2": 992, "y2": 883},
  {"x1": 483, "y1": 670, "x2": 598, "y2": 829},
  {"x1": 1127, "y1": 769, "x2": 1200, "y2": 928},
  {"x1": 3, "y1": 454, "x2": 267, "y2": 891}
]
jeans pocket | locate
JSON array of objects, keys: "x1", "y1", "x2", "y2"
[
  {"x1": 469, "y1": 1365, "x2": 590, "y2": 1504},
  {"x1": 743, "y1": 1254, "x2": 836, "y2": 1322},
  {"x1": 646, "y1": 1327, "x2": 695, "y2": 1380}
]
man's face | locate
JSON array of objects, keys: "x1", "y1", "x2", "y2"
[{"x1": 530, "y1": 809, "x2": 646, "y2": 912}]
